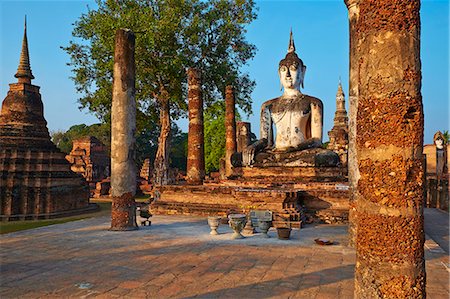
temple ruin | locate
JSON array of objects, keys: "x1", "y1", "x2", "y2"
[
  {"x1": 327, "y1": 81, "x2": 349, "y2": 166},
  {"x1": 110, "y1": 28, "x2": 138, "y2": 231},
  {"x1": 186, "y1": 68, "x2": 205, "y2": 185},
  {"x1": 65, "y1": 136, "x2": 110, "y2": 185},
  {"x1": 225, "y1": 85, "x2": 237, "y2": 178},
  {"x1": 236, "y1": 122, "x2": 252, "y2": 153},
  {"x1": 0, "y1": 20, "x2": 90, "y2": 221},
  {"x1": 423, "y1": 131, "x2": 449, "y2": 210},
  {"x1": 152, "y1": 31, "x2": 349, "y2": 225}
]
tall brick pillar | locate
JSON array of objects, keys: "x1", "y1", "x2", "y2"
[
  {"x1": 225, "y1": 85, "x2": 237, "y2": 178},
  {"x1": 186, "y1": 68, "x2": 205, "y2": 185},
  {"x1": 110, "y1": 29, "x2": 138, "y2": 231},
  {"x1": 354, "y1": 1, "x2": 425, "y2": 298},
  {"x1": 345, "y1": 0, "x2": 360, "y2": 247},
  {"x1": 236, "y1": 122, "x2": 251, "y2": 153}
]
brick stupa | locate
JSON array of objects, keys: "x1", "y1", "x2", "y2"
[
  {"x1": 327, "y1": 80, "x2": 349, "y2": 166},
  {"x1": 0, "y1": 19, "x2": 90, "y2": 220}
]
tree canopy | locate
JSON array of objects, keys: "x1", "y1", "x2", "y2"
[
  {"x1": 63, "y1": 0, "x2": 257, "y2": 131},
  {"x1": 51, "y1": 122, "x2": 187, "y2": 170},
  {"x1": 204, "y1": 102, "x2": 227, "y2": 174},
  {"x1": 64, "y1": 0, "x2": 257, "y2": 183},
  {"x1": 51, "y1": 123, "x2": 110, "y2": 154}
]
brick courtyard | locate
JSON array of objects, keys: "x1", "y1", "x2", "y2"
[{"x1": 0, "y1": 210, "x2": 448, "y2": 298}]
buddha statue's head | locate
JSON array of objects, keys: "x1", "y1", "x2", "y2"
[
  {"x1": 279, "y1": 30, "x2": 306, "y2": 93},
  {"x1": 434, "y1": 131, "x2": 446, "y2": 150}
]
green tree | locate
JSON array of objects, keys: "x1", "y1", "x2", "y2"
[
  {"x1": 63, "y1": 0, "x2": 257, "y2": 185},
  {"x1": 51, "y1": 121, "x2": 186, "y2": 174},
  {"x1": 51, "y1": 129, "x2": 70, "y2": 153},
  {"x1": 204, "y1": 105, "x2": 226, "y2": 174},
  {"x1": 443, "y1": 130, "x2": 449, "y2": 143},
  {"x1": 50, "y1": 123, "x2": 111, "y2": 154},
  {"x1": 170, "y1": 126, "x2": 188, "y2": 171},
  {"x1": 203, "y1": 101, "x2": 243, "y2": 174}
]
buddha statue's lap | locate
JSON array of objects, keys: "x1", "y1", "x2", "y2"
[{"x1": 240, "y1": 31, "x2": 339, "y2": 168}]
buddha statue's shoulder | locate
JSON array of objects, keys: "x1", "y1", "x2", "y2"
[
  {"x1": 261, "y1": 97, "x2": 280, "y2": 107},
  {"x1": 301, "y1": 94, "x2": 323, "y2": 106}
]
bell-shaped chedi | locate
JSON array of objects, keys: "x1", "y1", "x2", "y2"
[
  {"x1": 327, "y1": 80, "x2": 349, "y2": 166},
  {"x1": 0, "y1": 19, "x2": 90, "y2": 221}
]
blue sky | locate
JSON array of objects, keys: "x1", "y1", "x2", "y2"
[{"x1": 1, "y1": 0, "x2": 448, "y2": 144}]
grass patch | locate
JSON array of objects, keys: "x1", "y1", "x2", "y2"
[{"x1": 0, "y1": 202, "x2": 111, "y2": 235}]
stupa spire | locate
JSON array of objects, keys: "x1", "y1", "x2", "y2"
[
  {"x1": 288, "y1": 28, "x2": 296, "y2": 53},
  {"x1": 15, "y1": 16, "x2": 34, "y2": 84},
  {"x1": 337, "y1": 77, "x2": 344, "y2": 96}
]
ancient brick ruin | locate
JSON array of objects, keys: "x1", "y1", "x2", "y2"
[
  {"x1": 0, "y1": 21, "x2": 90, "y2": 221},
  {"x1": 186, "y1": 68, "x2": 205, "y2": 185},
  {"x1": 327, "y1": 81, "x2": 349, "y2": 166},
  {"x1": 110, "y1": 28, "x2": 138, "y2": 231},
  {"x1": 152, "y1": 32, "x2": 349, "y2": 225},
  {"x1": 225, "y1": 85, "x2": 237, "y2": 178},
  {"x1": 236, "y1": 122, "x2": 252, "y2": 153},
  {"x1": 65, "y1": 136, "x2": 109, "y2": 184},
  {"x1": 140, "y1": 158, "x2": 152, "y2": 182},
  {"x1": 423, "y1": 131, "x2": 449, "y2": 210},
  {"x1": 351, "y1": 0, "x2": 425, "y2": 297}
]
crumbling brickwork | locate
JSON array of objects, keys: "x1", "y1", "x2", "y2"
[
  {"x1": 0, "y1": 21, "x2": 89, "y2": 221},
  {"x1": 225, "y1": 85, "x2": 237, "y2": 178},
  {"x1": 110, "y1": 29, "x2": 138, "y2": 231},
  {"x1": 65, "y1": 136, "x2": 110, "y2": 183},
  {"x1": 353, "y1": 0, "x2": 425, "y2": 297},
  {"x1": 327, "y1": 82, "x2": 349, "y2": 166},
  {"x1": 186, "y1": 68, "x2": 205, "y2": 185},
  {"x1": 236, "y1": 122, "x2": 252, "y2": 153}
]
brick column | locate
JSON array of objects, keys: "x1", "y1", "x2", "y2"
[
  {"x1": 345, "y1": 0, "x2": 360, "y2": 247},
  {"x1": 225, "y1": 85, "x2": 237, "y2": 177},
  {"x1": 186, "y1": 68, "x2": 205, "y2": 185},
  {"x1": 236, "y1": 122, "x2": 251, "y2": 153},
  {"x1": 110, "y1": 29, "x2": 138, "y2": 231},
  {"x1": 354, "y1": 1, "x2": 425, "y2": 297}
]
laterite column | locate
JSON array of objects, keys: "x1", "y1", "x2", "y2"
[
  {"x1": 110, "y1": 29, "x2": 138, "y2": 231},
  {"x1": 354, "y1": 1, "x2": 425, "y2": 297},
  {"x1": 225, "y1": 85, "x2": 237, "y2": 178},
  {"x1": 345, "y1": 0, "x2": 360, "y2": 247},
  {"x1": 186, "y1": 68, "x2": 205, "y2": 185},
  {"x1": 236, "y1": 122, "x2": 251, "y2": 153}
]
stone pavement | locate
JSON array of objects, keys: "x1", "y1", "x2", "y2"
[
  {"x1": 0, "y1": 212, "x2": 448, "y2": 298},
  {"x1": 424, "y1": 208, "x2": 449, "y2": 254}
]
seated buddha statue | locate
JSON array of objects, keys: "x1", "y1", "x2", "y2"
[{"x1": 241, "y1": 31, "x2": 337, "y2": 167}]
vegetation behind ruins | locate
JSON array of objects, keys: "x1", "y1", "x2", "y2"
[{"x1": 62, "y1": 0, "x2": 258, "y2": 182}]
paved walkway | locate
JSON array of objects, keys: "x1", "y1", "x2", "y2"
[
  {"x1": 424, "y1": 208, "x2": 449, "y2": 254},
  {"x1": 0, "y1": 213, "x2": 448, "y2": 298}
]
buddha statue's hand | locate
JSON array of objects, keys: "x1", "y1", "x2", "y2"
[
  {"x1": 292, "y1": 138, "x2": 322, "y2": 151},
  {"x1": 242, "y1": 138, "x2": 268, "y2": 166},
  {"x1": 242, "y1": 147, "x2": 255, "y2": 166}
]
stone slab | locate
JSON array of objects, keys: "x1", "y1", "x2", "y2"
[{"x1": 0, "y1": 214, "x2": 447, "y2": 298}]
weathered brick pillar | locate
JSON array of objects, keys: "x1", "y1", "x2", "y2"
[
  {"x1": 186, "y1": 68, "x2": 205, "y2": 185},
  {"x1": 354, "y1": 1, "x2": 425, "y2": 298},
  {"x1": 225, "y1": 85, "x2": 237, "y2": 177},
  {"x1": 345, "y1": 0, "x2": 360, "y2": 247},
  {"x1": 110, "y1": 29, "x2": 138, "y2": 231},
  {"x1": 236, "y1": 122, "x2": 251, "y2": 153}
]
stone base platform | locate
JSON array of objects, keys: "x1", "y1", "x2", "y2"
[
  {"x1": 233, "y1": 165, "x2": 347, "y2": 182},
  {"x1": 151, "y1": 179, "x2": 350, "y2": 224},
  {"x1": 152, "y1": 185, "x2": 303, "y2": 224}
]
